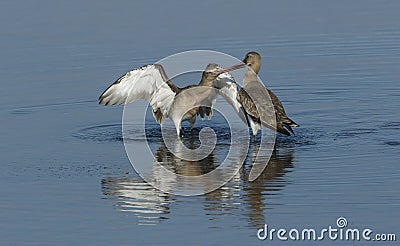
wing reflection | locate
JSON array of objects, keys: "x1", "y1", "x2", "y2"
[
  {"x1": 101, "y1": 134, "x2": 220, "y2": 225},
  {"x1": 101, "y1": 177, "x2": 172, "y2": 226}
]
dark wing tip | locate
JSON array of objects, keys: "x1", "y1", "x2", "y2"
[
  {"x1": 98, "y1": 94, "x2": 110, "y2": 105},
  {"x1": 98, "y1": 94, "x2": 106, "y2": 104},
  {"x1": 98, "y1": 71, "x2": 127, "y2": 105},
  {"x1": 277, "y1": 126, "x2": 291, "y2": 136},
  {"x1": 285, "y1": 125, "x2": 295, "y2": 135},
  {"x1": 289, "y1": 118, "x2": 299, "y2": 127},
  {"x1": 98, "y1": 95, "x2": 113, "y2": 106},
  {"x1": 98, "y1": 96, "x2": 105, "y2": 105}
]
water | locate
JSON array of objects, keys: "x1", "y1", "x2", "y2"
[{"x1": 1, "y1": 0, "x2": 399, "y2": 245}]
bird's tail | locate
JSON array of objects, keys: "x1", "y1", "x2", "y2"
[{"x1": 282, "y1": 117, "x2": 299, "y2": 135}]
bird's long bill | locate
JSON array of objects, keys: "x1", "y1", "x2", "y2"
[{"x1": 223, "y1": 62, "x2": 246, "y2": 72}]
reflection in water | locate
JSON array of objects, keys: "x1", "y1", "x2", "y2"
[
  {"x1": 101, "y1": 133, "x2": 295, "y2": 227},
  {"x1": 102, "y1": 134, "x2": 220, "y2": 225},
  {"x1": 243, "y1": 143, "x2": 294, "y2": 228},
  {"x1": 203, "y1": 141, "x2": 294, "y2": 228},
  {"x1": 152, "y1": 134, "x2": 219, "y2": 177},
  {"x1": 102, "y1": 177, "x2": 172, "y2": 226}
]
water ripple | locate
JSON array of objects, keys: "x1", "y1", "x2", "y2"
[
  {"x1": 73, "y1": 124, "x2": 124, "y2": 143},
  {"x1": 381, "y1": 122, "x2": 400, "y2": 130},
  {"x1": 334, "y1": 128, "x2": 378, "y2": 138},
  {"x1": 385, "y1": 141, "x2": 400, "y2": 146},
  {"x1": 9, "y1": 100, "x2": 96, "y2": 114}
]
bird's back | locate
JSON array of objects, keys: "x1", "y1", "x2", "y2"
[
  {"x1": 238, "y1": 81, "x2": 298, "y2": 136},
  {"x1": 240, "y1": 81, "x2": 276, "y2": 131},
  {"x1": 267, "y1": 89, "x2": 298, "y2": 135}
]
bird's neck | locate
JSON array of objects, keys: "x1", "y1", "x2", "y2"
[
  {"x1": 243, "y1": 69, "x2": 259, "y2": 86},
  {"x1": 199, "y1": 76, "x2": 214, "y2": 87}
]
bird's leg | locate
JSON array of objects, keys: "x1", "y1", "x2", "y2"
[
  {"x1": 199, "y1": 107, "x2": 205, "y2": 121},
  {"x1": 173, "y1": 119, "x2": 182, "y2": 137},
  {"x1": 207, "y1": 108, "x2": 213, "y2": 120},
  {"x1": 249, "y1": 120, "x2": 261, "y2": 142},
  {"x1": 189, "y1": 116, "x2": 196, "y2": 130}
]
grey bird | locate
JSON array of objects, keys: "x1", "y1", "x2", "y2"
[
  {"x1": 99, "y1": 63, "x2": 235, "y2": 136},
  {"x1": 224, "y1": 52, "x2": 299, "y2": 137}
]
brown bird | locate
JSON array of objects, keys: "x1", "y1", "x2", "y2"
[
  {"x1": 99, "y1": 63, "x2": 237, "y2": 136},
  {"x1": 225, "y1": 52, "x2": 299, "y2": 137}
]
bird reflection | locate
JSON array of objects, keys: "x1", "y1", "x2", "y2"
[
  {"x1": 101, "y1": 133, "x2": 219, "y2": 225},
  {"x1": 101, "y1": 177, "x2": 172, "y2": 226},
  {"x1": 203, "y1": 141, "x2": 294, "y2": 228},
  {"x1": 101, "y1": 134, "x2": 295, "y2": 227},
  {"x1": 243, "y1": 143, "x2": 294, "y2": 228},
  {"x1": 153, "y1": 131, "x2": 218, "y2": 176}
]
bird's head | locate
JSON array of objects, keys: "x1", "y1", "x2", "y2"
[
  {"x1": 201, "y1": 63, "x2": 232, "y2": 85},
  {"x1": 242, "y1": 51, "x2": 261, "y2": 74},
  {"x1": 218, "y1": 51, "x2": 262, "y2": 76},
  {"x1": 203, "y1": 63, "x2": 226, "y2": 79}
]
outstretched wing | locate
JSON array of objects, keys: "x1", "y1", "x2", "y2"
[
  {"x1": 213, "y1": 72, "x2": 249, "y2": 125},
  {"x1": 99, "y1": 64, "x2": 178, "y2": 124}
]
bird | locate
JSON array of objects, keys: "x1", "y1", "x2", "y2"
[
  {"x1": 99, "y1": 63, "x2": 238, "y2": 136},
  {"x1": 215, "y1": 52, "x2": 299, "y2": 137}
]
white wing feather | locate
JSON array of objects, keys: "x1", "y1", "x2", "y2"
[
  {"x1": 214, "y1": 72, "x2": 248, "y2": 124},
  {"x1": 99, "y1": 64, "x2": 176, "y2": 121}
]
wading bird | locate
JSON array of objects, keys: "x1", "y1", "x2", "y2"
[
  {"x1": 225, "y1": 52, "x2": 299, "y2": 137},
  {"x1": 99, "y1": 63, "x2": 241, "y2": 136}
]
